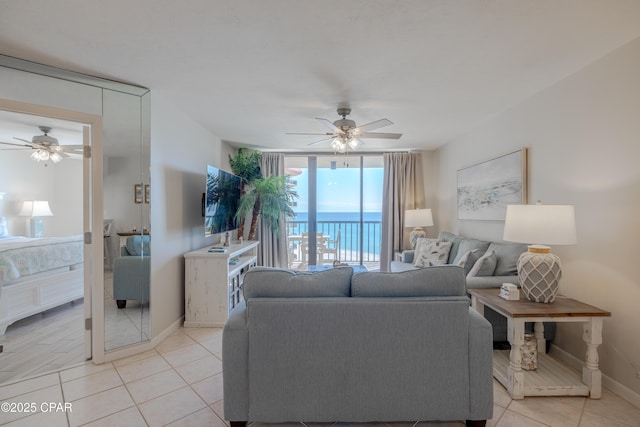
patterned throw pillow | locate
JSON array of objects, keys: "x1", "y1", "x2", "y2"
[
  {"x1": 457, "y1": 249, "x2": 482, "y2": 276},
  {"x1": 467, "y1": 250, "x2": 498, "y2": 277},
  {"x1": 413, "y1": 239, "x2": 453, "y2": 268}
]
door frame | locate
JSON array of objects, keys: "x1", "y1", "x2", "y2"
[{"x1": 0, "y1": 97, "x2": 103, "y2": 362}]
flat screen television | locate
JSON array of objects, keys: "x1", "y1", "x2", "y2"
[{"x1": 204, "y1": 165, "x2": 242, "y2": 237}]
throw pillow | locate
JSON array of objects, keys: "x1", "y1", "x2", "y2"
[
  {"x1": 413, "y1": 239, "x2": 453, "y2": 268},
  {"x1": 456, "y1": 249, "x2": 481, "y2": 276},
  {"x1": 467, "y1": 250, "x2": 498, "y2": 277},
  {"x1": 0, "y1": 216, "x2": 9, "y2": 238},
  {"x1": 242, "y1": 266, "x2": 353, "y2": 300}
]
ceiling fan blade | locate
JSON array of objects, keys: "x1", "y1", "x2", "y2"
[
  {"x1": 286, "y1": 132, "x2": 335, "y2": 136},
  {"x1": 58, "y1": 145, "x2": 84, "y2": 153},
  {"x1": 307, "y1": 136, "x2": 335, "y2": 146},
  {"x1": 359, "y1": 132, "x2": 402, "y2": 140},
  {"x1": 357, "y1": 118, "x2": 393, "y2": 132},
  {"x1": 1, "y1": 140, "x2": 32, "y2": 148},
  {"x1": 13, "y1": 137, "x2": 37, "y2": 146},
  {"x1": 315, "y1": 118, "x2": 341, "y2": 133}
]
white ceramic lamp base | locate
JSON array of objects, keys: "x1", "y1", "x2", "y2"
[
  {"x1": 409, "y1": 228, "x2": 427, "y2": 249},
  {"x1": 517, "y1": 246, "x2": 562, "y2": 303}
]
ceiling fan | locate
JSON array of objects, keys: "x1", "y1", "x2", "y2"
[
  {"x1": 287, "y1": 107, "x2": 402, "y2": 152},
  {"x1": 0, "y1": 126, "x2": 83, "y2": 163}
]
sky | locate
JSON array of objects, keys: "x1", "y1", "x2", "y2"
[{"x1": 291, "y1": 167, "x2": 384, "y2": 213}]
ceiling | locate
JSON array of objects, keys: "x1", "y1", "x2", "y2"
[{"x1": 1, "y1": 1, "x2": 640, "y2": 153}]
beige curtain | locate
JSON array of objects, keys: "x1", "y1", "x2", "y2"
[
  {"x1": 380, "y1": 152, "x2": 425, "y2": 271},
  {"x1": 258, "y1": 152, "x2": 288, "y2": 267}
]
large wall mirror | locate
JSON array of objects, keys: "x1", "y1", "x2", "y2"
[
  {"x1": 103, "y1": 90, "x2": 151, "y2": 351},
  {"x1": 0, "y1": 56, "x2": 151, "y2": 374}
]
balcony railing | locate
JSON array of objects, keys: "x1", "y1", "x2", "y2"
[{"x1": 286, "y1": 220, "x2": 381, "y2": 270}]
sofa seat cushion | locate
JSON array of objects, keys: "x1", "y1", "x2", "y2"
[
  {"x1": 351, "y1": 265, "x2": 466, "y2": 297},
  {"x1": 242, "y1": 266, "x2": 353, "y2": 300},
  {"x1": 413, "y1": 238, "x2": 453, "y2": 267}
]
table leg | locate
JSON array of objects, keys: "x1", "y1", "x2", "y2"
[
  {"x1": 507, "y1": 317, "x2": 525, "y2": 399},
  {"x1": 470, "y1": 295, "x2": 484, "y2": 316},
  {"x1": 583, "y1": 318, "x2": 604, "y2": 399},
  {"x1": 534, "y1": 321, "x2": 545, "y2": 354}
]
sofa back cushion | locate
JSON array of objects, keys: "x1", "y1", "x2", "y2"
[
  {"x1": 452, "y1": 238, "x2": 491, "y2": 265},
  {"x1": 438, "y1": 231, "x2": 462, "y2": 263},
  {"x1": 243, "y1": 266, "x2": 353, "y2": 300},
  {"x1": 486, "y1": 242, "x2": 528, "y2": 276},
  {"x1": 351, "y1": 265, "x2": 466, "y2": 297}
]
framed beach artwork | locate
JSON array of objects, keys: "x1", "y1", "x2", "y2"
[{"x1": 457, "y1": 148, "x2": 528, "y2": 221}]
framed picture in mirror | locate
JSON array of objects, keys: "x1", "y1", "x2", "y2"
[{"x1": 134, "y1": 184, "x2": 143, "y2": 204}]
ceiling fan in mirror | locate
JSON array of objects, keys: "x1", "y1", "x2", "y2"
[
  {"x1": 0, "y1": 126, "x2": 83, "y2": 164},
  {"x1": 286, "y1": 107, "x2": 402, "y2": 152}
]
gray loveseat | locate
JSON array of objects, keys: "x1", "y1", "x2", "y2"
[
  {"x1": 390, "y1": 231, "x2": 554, "y2": 346},
  {"x1": 222, "y1": 266, "x2": 493, "y2": 426}
]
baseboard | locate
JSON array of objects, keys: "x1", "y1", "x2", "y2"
[
  {"x1": 150, "y1": 316, "x2": 185, "y2": 348},
  {"x1": 549, "y1": 344, "x2": 640, "y2": 409}
]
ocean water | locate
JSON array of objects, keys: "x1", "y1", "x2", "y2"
[{"x1": 287, "y1": 212, "x2": 382, "y2": 260}]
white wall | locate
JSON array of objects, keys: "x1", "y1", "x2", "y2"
[
  {"x1": 149, "y1": 92, "x2": 235, "y2": 336},
  {"x1": 435, "y1": 36, "x2": 640, "y2": 397}
]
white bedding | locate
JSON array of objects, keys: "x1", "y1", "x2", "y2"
[{"x1": 0, "y1": 234, "x2": 84, "y2": 283}]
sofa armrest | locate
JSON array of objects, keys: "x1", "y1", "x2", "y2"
[
  {"x1": 468, "y1": 308, "x2": 494, "y2": 419},
  {"x1": 223, "y1": 301, "x2": 249, "y2": 421},
  {"x1": 401, "y1": 250, "x2": 415, "y2": 263}
]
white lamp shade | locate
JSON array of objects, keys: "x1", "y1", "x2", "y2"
[
  {"x1": 503, "y1": 204, "x2": 576, "y2": 246},
  {"x1": 404, "y1": 209, "x2": 434, "y2": 228},
  {"x1": 18, "y1": 200, "x2": 54, "y2": 217}
]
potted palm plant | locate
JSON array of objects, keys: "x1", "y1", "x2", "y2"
[{"x1": 229, "y1": 149, "x2": 297, "y2": 241}]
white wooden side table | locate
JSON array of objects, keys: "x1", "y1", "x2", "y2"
[{"x1": 469, "y1": 288, "x2": 611, "y2": 400}]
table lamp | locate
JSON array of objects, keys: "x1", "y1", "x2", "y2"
[
  {"x1": 404, "y1": 208, "x2": 434, "y2": 249},
  {"x1": 503, "y1": 202, "x2": 576, "y2": 303},
  {"x1": 18, "y1": 200, "x2": 54, "y2": 238}
]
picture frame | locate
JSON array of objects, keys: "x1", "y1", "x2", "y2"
[
  {"x1": 457, "y1": 148, "x2": 528, "y2": 221},
  {"x1": 144, "y1": 184, "x2": 150, "y2": 204},
  {"x1": 134, "y1": 184, "x2": 143, "y2": 204}
]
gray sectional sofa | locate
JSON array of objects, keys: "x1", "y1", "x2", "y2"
[
  {"x1": 390, "y1": 231, "x2": 555, "y2": 345},
  {"x1": 222, "y1": 266, "x2": 493, "y2": 426}
]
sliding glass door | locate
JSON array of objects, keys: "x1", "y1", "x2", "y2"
[{"x1": 284, "y1": 155, "x2": 383, "y2": 271}]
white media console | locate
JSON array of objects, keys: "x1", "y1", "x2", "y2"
[{"x1": 184, "y1": 241, "x2": 259, "y2": 327}]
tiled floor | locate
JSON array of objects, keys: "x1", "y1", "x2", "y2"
[{"x1": 1, "y1": 326, "x2": 639, "y2": 427}]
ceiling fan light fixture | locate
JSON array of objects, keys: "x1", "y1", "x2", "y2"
[
  {"x1": 50, "y1": 152, "x2": 62, "y2": 163},
  {"x1": 348, "y1": 138, "x2": 361, "y2": 150}
]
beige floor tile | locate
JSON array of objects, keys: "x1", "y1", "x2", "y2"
[
  {"x1": 211, "y1": 399, "x2": 225, "y2": 420},
  {"x1": 0, "y1": 409, "x2": 68, "y2": 427},
  {"x1": 62, "y1": 368, "x2": 123, "y2": 401},
  {"x1": 161, "y1": 343, "x2": 211, "y2": 368},
  {"x1": 507, "y1": 396, "x2": 582, "y2": 427},
  {"x1": 495, "y1": 410, "x2": 548, "y2": 427},
  {"x1": 583, "y1": 389, "x2": 640, "y2": 426},
  {"x1": 0, "y1": 372, "x2": 59, "y2": 400},
  {"x1": 166, "y1": 406, "x2": 227, "y2": 427},
  {"x1": 154, "y1": 331, "x2": 197, "y2": 354},
  {"x1": 182, "y1": 327, "x2": 223, "y2": 343},
  {"x1": 174, "y1": 354, "x2": 222, "y2": 384},
  {"x1": 199, "y1": 334, "x2": 223, "y2": 354},
  {"x1": 191, "y1": 372, "x2": 224, "y2": 404},
  {"x1": 138, "y1": 386, "x2": 207, "y2": 427},
  {"x1": 126, "y1": 368, "x2": 187, "y2": 404},
  {"x1": 488, "y1": 404, "x2": 506, "y2": 427},
  {"x1": 111, "y1": 349, "x2": 158, "y2": 368},
  {"x1": 492, "y1": 381, "x2": 511, "y2": 409},
  {"x1": 81, "y1": 406, "x2": 148, "y2": 427},
  {"x1": 115, "y1": 354, "x2": 171, "y2": 383},
  {"x1": 59, "y1": 361, "x2": 114, "y2": 383},
  {"x1": 0, "y1": 384, "x2": 64, "y2": 424},
  {"x1": 67, "y1": 385, "x2": 135, "y2": 427},
  {"x1": 578, "y1": 409, "x2": 636, "y2": 427}
]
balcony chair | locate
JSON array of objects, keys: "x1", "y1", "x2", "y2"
[{"x1": 321, "y1": 229, "x2": 341, "y2": 264}]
